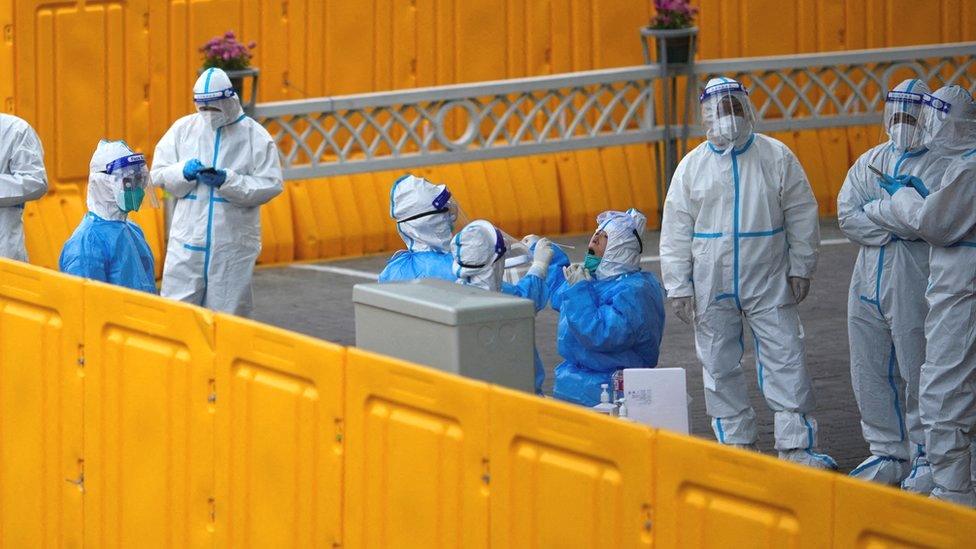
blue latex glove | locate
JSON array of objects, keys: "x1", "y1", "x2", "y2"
[
  {"x1": 183, "y1": 158, "x2": 204, "y2": 181},
  {"x1": 899, "y1": 174, "x2": 930, "y2": 198},
  {"x1": 198, "y1": 169, "x2": 227, "y2": 188},
  {"x1": 878, "y1": 173, "x2": 905, "y2": 196}
]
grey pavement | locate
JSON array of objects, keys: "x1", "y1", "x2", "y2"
[{"x1": 252, "y1": 220, "x2": 869, "y2": 471}]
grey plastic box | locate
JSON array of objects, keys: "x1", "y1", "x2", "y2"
[{"x1": 353, "y1": 279, "x2": 536, "y2": 392}]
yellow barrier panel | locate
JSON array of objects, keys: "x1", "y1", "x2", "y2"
[
  {"x1": 833, "y1": 475, "x2": 976, "y2": 547},
  {"x1": 343, "y1": 348, "x2": 490, "y2": 548},
  {"x1": 601, "y1": 146, "x2": 638, "y2": 212},
  {"x1": 623, "y1": 144, "x2": 660, "y2": 230},
  {"x1": 460, "y1": 161, "x2": 500, "y2": 225},
  {"x1": 2, "y1": 257, "x2": 976, "y2": 544},
  {"x1": 350, "y1": 172, "x2": 389, "y2": 254},
  {"x1": 82, "y1": 280, "x2": 215, "y2": 549},
  {"x1": 528, "y1": 155, "x2": 563, "y2": 235},
  {"x1": 507, "y1": 156, "x2": 545, "y2": 236},
  {"x1": 654, "y1": 430, "x2": 833, "y2": 548},
  {"x1": 0, "y1": 260, "x2": 83, "y2": 548},
  {"x1": 23, "y1": 188, "x2": 86, "y2": 270},
  {"x1": 488, "y1": 386, "x2": 654, "y2": 548},
  {"x1": 214, "y1": 314, "x2": 344, "y2": 548},
  {"x1": 484, "y1": 159, "x2": 524, "y2": 236},
  {"x1": 556, "y1": 151, "x2": 589, "y2": 233}
]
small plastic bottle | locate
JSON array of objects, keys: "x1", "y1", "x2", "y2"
[
  {"x1": 617, "y1": 398, "x2": 633, "y2": 422},
  {"x1": 593, "y1": 384, "x2": 616, "y2": 415}
]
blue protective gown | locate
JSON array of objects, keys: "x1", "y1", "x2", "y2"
[
  {"x1": 378, "y1": 249, "x2": 456, "y2": 282},
  {"x1": 59, "y1": 212, "x2": 157, "y2": 294},
  {"x1": 502, "y1": 273, "x2": 548, "y2": 394},
  {"x1": 551, "y1": 271, "x2": 665, "y2": 406}
]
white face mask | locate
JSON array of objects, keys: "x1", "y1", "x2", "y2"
[
  {"x1": 199, "y1": 109, "x2": 224, "y2": 130},
  {"x1": 889, "y1": 121, "x2": 918, "y2": 151},
  {"x1": 716, "y1": 115, "x2": 747, "y2": 143}
]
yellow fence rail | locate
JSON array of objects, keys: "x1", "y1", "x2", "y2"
[{"x1": 0, "y1": 257, "x2": 974, "y2": 547}]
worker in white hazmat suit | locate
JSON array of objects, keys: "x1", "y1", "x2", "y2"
[
  {"x1": 838, "y1": 79, "x2": 955, "y2": 488},
  {"x1": 660, "y1": 77, "x2": 836, "y2": 469},
  {"x1": 152, "y1": 67, "x2": 283, "y2": 316},
  {"x1": 0, "y1": 113, "x2": 48, "y2": 261},
  {"x1": 864, "y1": 85, "x2": 976, "y2": 507}
]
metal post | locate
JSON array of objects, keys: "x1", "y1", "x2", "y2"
[{"x1": 640, "y1": 27, "x2": 697, "y2": 221}]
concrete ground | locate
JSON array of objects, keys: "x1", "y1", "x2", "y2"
[{"x1": 253, "y1": 220, "x2": 871, "y2": 472}]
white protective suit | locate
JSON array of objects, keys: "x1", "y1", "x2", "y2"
[
  {"x1": 0, "y1": 114, "x2": 48, "y2": 260},
  {"x1": 838, "y1": 79, "x2": 955, "y2": 486},
  {"x1": 152, "y1": 68, "x2": 283, "y2": 317},
  {"x1": 864, "y1": 85, "x2": 976, "y2": 506},
  {"x1": 661, "y1": 78, "x2": 836, "y2": 468}
]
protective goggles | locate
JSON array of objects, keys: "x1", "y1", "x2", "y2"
[
  {"x1": 699, "y1": 81, "x2": 749, "y2": 103},
  {"x1": 456, "y1": 228, "x2": 508, "y2": 269},
  {"x1": 396, "y1": 189, "x2": 453, "y2": 223},
  {"x1": 193, "y1": 88, "x2": 236, "y2": 104}
]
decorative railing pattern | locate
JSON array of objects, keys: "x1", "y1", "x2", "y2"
[{"x1": 255, "y1": 42, "x2": 976, "y2": 178}]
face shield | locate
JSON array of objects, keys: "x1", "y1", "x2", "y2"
[
  {"x1": 104, "y1": 153, "x2": 158, "y2": 212},
  {"x1": 880, "y1": 79, "x2": 930, "y2": 154},
  {"x1": 917, "y1": 86, "x2": 976, "y2": 154},
  {"x1": 502, "y1": 240, "x2": 532, "y2": 285},
  {"x1": 700, "y1": 79, "x2": 756, "y2": 153}
]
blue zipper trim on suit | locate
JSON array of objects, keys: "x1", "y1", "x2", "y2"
[
  {"x1": 859, "y1": 148, "x2": 922, "y2": 316},
  {"x1": 183, "y1": 243, "x2": 207, "y2": 252},
  {"x1": 731, "y1": 148, "x2": 742, "y2": 310},
  {"x1": 202, "y1": 127, "x2": 223, "y2": 305},
  {"x1": 740, "y1": 227, "x2": 784, "y2": 238},
  {"x1": 693, "y1": 232, "x2": 723, "y2": 238},
  {"x1": 200, "y1": 113, "x2": 246, "y2": 306},
  {"x1": 714, "y1": 418, "x2": 726, "y2": 443},
  {"x1": 886, "y1": 343, "x2": 906, "y2": 441},
  {"x1": 754, "y1": 337, "x2": 765, "y2": 394}
]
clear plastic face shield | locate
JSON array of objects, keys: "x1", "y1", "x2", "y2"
[
  {"x1": 104, "y1": 153, "x2": 157, "y2": 212},
  {"x1": 700, "y1": 80, "x2": 756, "y2": 153},
  {"x1": 918, "y1": 92, "x2": 954, "y2": 151},
  {"x1": 882, "y1": 88, "x2": 926, "y2": 153}
]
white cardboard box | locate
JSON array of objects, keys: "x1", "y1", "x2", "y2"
[{"x1": 622, "y1": 368, "x2": 689, "y2": 434}]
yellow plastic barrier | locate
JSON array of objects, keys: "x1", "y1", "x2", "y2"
[
  {"x1": 82, "y1": 279, "x2": 215, "y2": 548},
  {"x1": 23, "y1": 188, "x2": 85, "y2": 270},
  {"x1": 0, "y1": 257, "x2": 975, "y2": 546},
  {"x1": 0, "y1": 260, "x2": 83, "y2": 548},
  {"x1": 488, "y1": 385, "x2": 654, "y2": 548},
  {"x1": 343, "y1": 347, "x2": 490, "y2": 548},
  {"x1": 214, "y1": 313, "x2": 344, "y2": 548},
  {"x1": 655, "y1": 430, "x2": 838, "y2": 547},
  {"x1": 833, "y1": 475, "x2": 976, "y2": 547}
]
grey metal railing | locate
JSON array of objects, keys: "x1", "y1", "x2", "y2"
[{"x1": 255, "y1": 42, "x2": 976, "y2": 180}]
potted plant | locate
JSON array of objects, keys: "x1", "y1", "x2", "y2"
[
  {"x1": 199, "y1": 31, "x2": 259, "y2": 112},
  {"x1": 642, "y1": 0, "x2": 699, "y2": 64}
]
